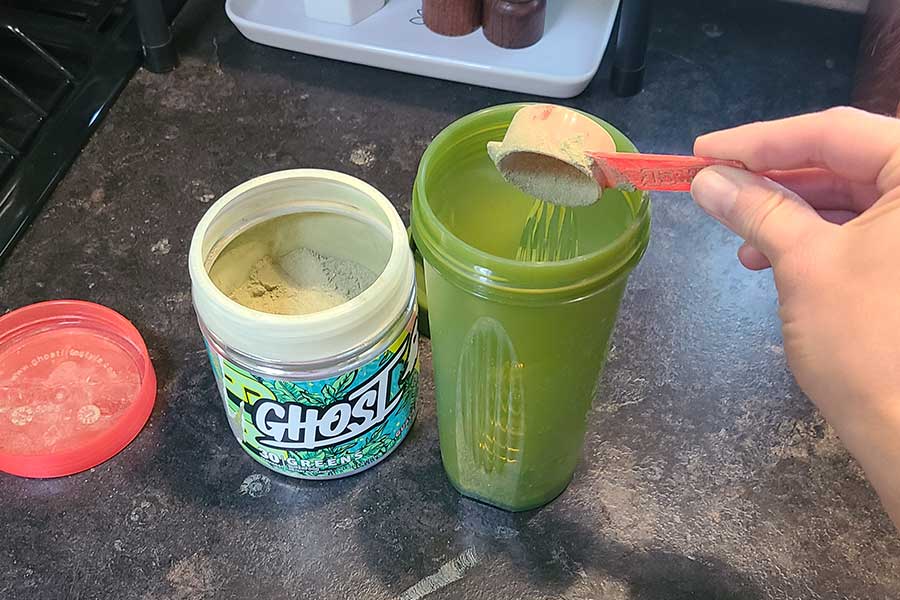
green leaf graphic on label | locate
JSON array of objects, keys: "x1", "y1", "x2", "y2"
[
  {"x1": 332, "y1": 370, "x2": 356, "y2": 394},
  {"x1": 271, "y1": 380, "x2": 327, "y2": 407},
  {"x1": 271, "y1": 380, "x2": 300, "y2": 403},
  {"x1": 322, "y1": 383, "x2": 338, "y2": 402}
]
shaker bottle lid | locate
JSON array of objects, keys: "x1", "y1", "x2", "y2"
[{"x1": 0, "y1": 300, "x2": 156, "y2": 478}]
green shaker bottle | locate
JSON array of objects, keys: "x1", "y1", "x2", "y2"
[{"x1": 411, "y1": 104, "x2": 651, "y2": 511}]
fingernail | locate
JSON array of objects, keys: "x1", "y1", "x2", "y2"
[{"x1": 691, "y1": 167, "x2": 739, "y2": 221}]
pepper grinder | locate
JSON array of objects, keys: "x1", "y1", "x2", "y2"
[
  {"x1": 483, "y1": 0, "x2": 546, "y2": 49},
  {"x1": 423, "y1": 0, "x2": 482, "y2": 37}
]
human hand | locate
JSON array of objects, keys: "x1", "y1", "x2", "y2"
[{"x1": 690, "y1": 107, "x2": 900, "y2": 527}]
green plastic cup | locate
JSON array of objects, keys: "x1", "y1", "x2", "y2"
[{"x1": 411, "y1": 104, "x2": 651, "y2": 511}]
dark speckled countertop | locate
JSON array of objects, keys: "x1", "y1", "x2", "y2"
[{"x1": 1, "y1": 0, "x2": 898, "y2": 598}]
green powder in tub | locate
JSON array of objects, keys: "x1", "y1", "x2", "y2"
[
  {"x1": 208, "y1": 211, "x2": 387, "y2": 317},
  {"x1": 222, "y1": 247, "x2": 377, "y2": 315}
]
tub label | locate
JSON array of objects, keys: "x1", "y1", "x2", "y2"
[{"x1": 209, "y1": 319, "x2": 419, "y2": 478}]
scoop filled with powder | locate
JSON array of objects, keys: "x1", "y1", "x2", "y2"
[{"x1": 487, "y1": 104, "x2": 616, "y2": 207}]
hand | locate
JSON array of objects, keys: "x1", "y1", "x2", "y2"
[{"x1": 690, "y1": 107, "x2": 900, "y2": 528}]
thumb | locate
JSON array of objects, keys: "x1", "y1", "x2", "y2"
[{"x1": 691, "y1": 165, "x2": 825, "y2": 264}]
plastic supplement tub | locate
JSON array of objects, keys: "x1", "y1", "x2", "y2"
[{"x1": 189, "y1": 170, "x2": 419, "y2": 479}]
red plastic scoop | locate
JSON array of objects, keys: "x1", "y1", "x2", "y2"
[
  {"x1": 487, "y1": 104, "x2": 750, "y2": 204},
  {"x1": 588, "y1": 152, "x2": 747, "y2": 192}
]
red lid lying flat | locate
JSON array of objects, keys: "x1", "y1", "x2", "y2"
[{"x1": 0, "y1": 300, "x2": 156, "y2": 478}]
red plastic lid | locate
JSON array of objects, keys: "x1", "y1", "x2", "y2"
[{"x1": 0, "y1": 300, "x2": 156, "y2": 478}]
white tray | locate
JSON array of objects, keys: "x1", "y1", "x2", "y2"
[{"x1": 225, "y1": 0, "x2": 620, "y2": 98}]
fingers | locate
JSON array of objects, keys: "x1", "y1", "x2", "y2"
[
  {"x1": 695, "y1": 107, "x2": 900, "y2": 194},
  {"x1": 737, "y1": 243, "x2": 771, "y2": 270},
  {"x1": 767, "y1": 168, "x2": 880, "y2": 213},
  {"x1": 736, "y1": 209, "x2": 857, "y2": 271},
  {"x1": 817, "y1": 209, "x2": 858, "y2": 225},
  {"x1": 691, "y1": 166, "x2": 829, "y2": 265},
  {"x1": 738, "y1": 210, "x2": 859, "y2": 271}
]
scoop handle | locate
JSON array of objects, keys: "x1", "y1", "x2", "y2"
[{"x1": 586, "y1": 152, "x2": 747, "y2": 192}]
